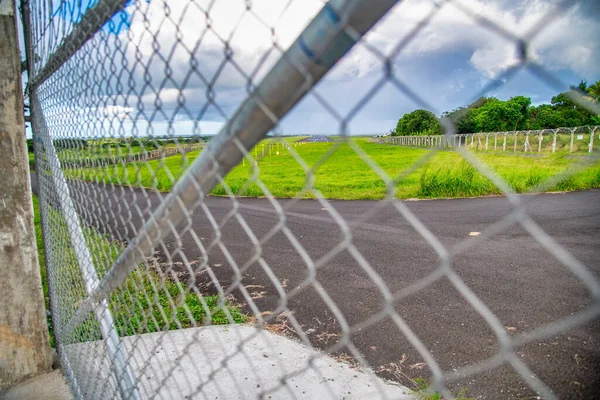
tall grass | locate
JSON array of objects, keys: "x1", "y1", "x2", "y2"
[{"x1": 418, "y1": 162, "x2": 498, "y2": 198}]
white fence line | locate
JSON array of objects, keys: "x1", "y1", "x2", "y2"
[
  {"x1": 61, "y1": 144, "x2": 204, "y2": 168},
  {"x1": 380, "y1": 126, "x2": 599, "y2": 153}
]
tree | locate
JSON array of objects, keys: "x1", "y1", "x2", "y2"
[
  {"x1": 583, "y1": 80, "x2": 600, "y2": 125},
  {"x1": 571, "y1": 80, "x2": 588, "y2": 93},
  {"x1": 586, "y1": 80, "x2": 600, "y2": 101},
  {"x1": 507, "y1": 96, "x2": 531, "y2": 130},
  {"x1": 527, "y1": 104, "x2": 564, "y2": 129},
  {"x1": 443, "y1": 97, "x2": 496, "y2": 133},
  {"x1": 550, "y1": 92, "x2": 594, "y2": 127},
  {"x1": 394, "y1": 109, "x2": 443, "y2": 136},
  {"x1": 397, "y1": 80, "x2": 599, "y2": 136},
  {"x1": 469, "y1": 96, "x2": 531, "y2": 132}
]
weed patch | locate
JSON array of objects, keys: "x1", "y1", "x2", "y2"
[
  {"x1": 34, "y1": 199, "x2": 246, "y2": 343},
  {"x1": 417, "y1": 162, "x2": 498, "y2": 198},
  {"x1": 410, "y1": 378, "x2": 475, "y2": 400}
]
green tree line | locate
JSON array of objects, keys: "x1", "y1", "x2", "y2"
[{"x1": 394, "y1": 80, "x2": 600, "y2": 136}]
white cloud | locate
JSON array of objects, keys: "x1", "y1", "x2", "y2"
[
  {"x1": 122, "y1": 0, "x2": 322, "y2": 82},
  {"x1": 53, "y1": 0, "x2": 598, "y2": 137},
  {"x1": 114, "y1": 0, "x2": 599, "y2": 95},
  {"x1": 337, "y1": 0, "x2": 600, "y2": 79}
]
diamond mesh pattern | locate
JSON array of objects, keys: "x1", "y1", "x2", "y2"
[{"x1": 24, "y1": 0, "x2": 600, "y2": 399}]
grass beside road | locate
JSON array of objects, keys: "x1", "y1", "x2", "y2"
[
  {"x1": 70, "y1": 138, "x2": 600, "y2": 200},
  {"x1": 32, "y1": 195, "x2": 246, "y2": 343},
  {"x1": 32, "y1": 195, "x2": 54, "y2": 347}
]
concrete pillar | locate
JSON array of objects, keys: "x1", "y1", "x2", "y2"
[{"x1": 0, "y1": 0, "x2": 52, "y2": 389}]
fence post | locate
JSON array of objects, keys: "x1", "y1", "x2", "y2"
[
  {"x1": 538, "y1": 131, "x2": 543, "y2": 153},
  {"x1": 570, "y1": 128, "x2": 575, "y2": 153},
  {"x1": 552, "y1": 129, "x2": 558, "y2": 153},
  {"x1": 0, "y1": 0, "x2": 52, "y2": 388},
  {"x1": 590, "y1": 127, "x2": 596, "y2": 153}
]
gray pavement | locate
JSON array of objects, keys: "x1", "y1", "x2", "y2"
[
  {"x1": 296, "y1": 135, "x2": 335, "y2": 142},
  {"x1": 0, "y1": 370, "x2": 72, "y2": 400},
  {"x1": 64, "y1": 326, "x2": 411, "y2": 399},
  {"x1": 31, "y1": 174, "x2": 600, "y2": 399}
]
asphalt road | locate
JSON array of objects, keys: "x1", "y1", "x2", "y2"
[
  {"x1": 296, "y1": 135, "x2": 335, "y2": 143},
  {"x1": 31, "y1": 174, "x2": 600, "y2": 399}
]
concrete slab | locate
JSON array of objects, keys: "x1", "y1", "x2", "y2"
[
  {"x1": 64, "y1": 325, "x2": 412, "y2": 399},
  {"x1": 0, "y1": 369, "x2": 72, "y2": 400}
]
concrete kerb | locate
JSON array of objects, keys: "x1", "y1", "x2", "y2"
[
  {"x1": 62, "y1": 325, "x2": 412, "y2": 399},
  {"x1": 0, "y1": 369, "x2": 72, "y2": 400}
]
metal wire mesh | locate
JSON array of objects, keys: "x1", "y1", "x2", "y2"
[{"x1": 24, "y1": 0, "x2": 600, "y2": 399}]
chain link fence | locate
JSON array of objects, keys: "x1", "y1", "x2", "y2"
[{"x1": 22, "y1": 0, "x2": 600, "y2": 399}]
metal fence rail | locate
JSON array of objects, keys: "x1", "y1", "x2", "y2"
[
  {"x1": 23, "y1": 0, "x2": 600, "y2": 399},
  {"x1": 380, "y1": 126, "x2": 599, "y2": 153}
]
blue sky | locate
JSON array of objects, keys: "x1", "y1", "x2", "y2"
[{"x1": 32, "y1": 0, "x2": 600, "y2": 138}]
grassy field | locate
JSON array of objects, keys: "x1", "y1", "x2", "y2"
[
  {"x1": 32, "y1": 195, "x2": 246, "y2": 343},
  {"x1": 70, "y1": 137, "x2": 600, "y2": 200}
]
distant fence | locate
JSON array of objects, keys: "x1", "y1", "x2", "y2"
[
  {"x1": 380, "y1": 126, "x2": 599, "y2": 153},
  {"x1": 60, "y1": 144, "x2": 204, "y2": 168}
]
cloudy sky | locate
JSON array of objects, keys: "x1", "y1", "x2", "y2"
[{"x1": 38, "y1": 0, "x2": 600, "y2": 137}]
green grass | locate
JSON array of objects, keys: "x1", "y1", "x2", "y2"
[
  {"x1": 32, "y1": 195, "x2": 54, "y2": 347},
  {"x1": 28, "y1": 152, "x2": 36, "y2": 170},
  {"x1": 410, "y1": 378, "x2": 475, "y2": 400},
  {"x1": 32, "y1": 195, "x2": 246, "y2": 343},
  {"x1": 70, "y1": 137, "x2": 600, "y2": 200},
  {"x1": 80, "y1": 226, "x2": 247, "y2": 338}
]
